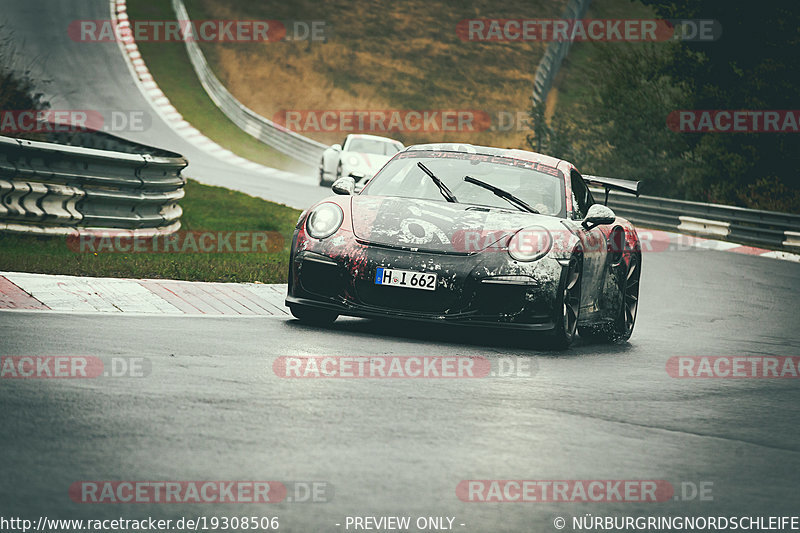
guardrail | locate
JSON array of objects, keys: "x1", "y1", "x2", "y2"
[
  {"x1": 532, "y1": 0, "x2": 593, "y2": 104},
  {"x1": 165, "y1": 0, "x2": 799, "y2": 252},
  {"x1": 0, "y1": 129, "x2": 187, "y2": 236},
  {"x1": 170, "y1": 0, "x2": 327, "y2": 168},
  {"x1": 589, "y1": 186, "x2": 800, "y2": 250}
]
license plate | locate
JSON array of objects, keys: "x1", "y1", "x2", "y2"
[{"x1": 375, "y1": 267, "x2": 437, "y2": 291}]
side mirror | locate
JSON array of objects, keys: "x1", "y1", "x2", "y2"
[
  {"x1": 348, "y1": 171, "x2": 366, "y2": 182},
  {"x1": 331, "y1": 144, "x2": 342, "y2": 151},
  {"x1": 582, "y1": 204, "x2": 616, "y2": 230},
  {"x1": 331, "y1": 176, "x2": 355, "y2": 195}
]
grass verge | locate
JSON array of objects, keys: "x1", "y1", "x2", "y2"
[
  {"x1": 124, "y1": 1, "x2": 310, "y2": 174},
  {"x1": 0, "y1": 180, "x2": 301, "y2": 283},
  {"x1": 154, "y1": 0, "x2": 565, "y2": 148}
]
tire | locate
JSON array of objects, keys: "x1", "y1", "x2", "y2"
[
  {"x1": 289, "y1": 305, "x2": 338, "y2": 325},
  {"x1": 546, "y1": 253, "x2": 583, "y2": 350},
  {"x1": 319, "y1": 159, "x2": 327, "y2": 186},
  {"x1": 611, "y1": 252, "x2": 640, "y2": 341},
  {"x1": 581, "y1": 251, "x2": 640, "y2": 343}
]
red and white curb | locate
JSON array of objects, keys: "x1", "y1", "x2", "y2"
[
  {"x1": 641, "y1": 229, "x2": 800, "y2": 262},
  {"x1": 0, "y1": 272, "x2": 288, "y2": 317},
  {"x1": 0, "y1": 230, "x2": 796, "y2": 316},
  {"x1": 110, "y1": 0, "x2": 301, "y2": 183}
]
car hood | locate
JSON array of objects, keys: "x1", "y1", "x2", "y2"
[
  {"x1": 341, "y1": 152, "x2": 391, "y2": 173},
  {"x1": 350, "y1": 196, "x2": 561, "y2": 254}
]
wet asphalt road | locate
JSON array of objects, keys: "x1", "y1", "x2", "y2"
[{"x1": 2, "y1": 248, "x2": 799, "y2": 531}]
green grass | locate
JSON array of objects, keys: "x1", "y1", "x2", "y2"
[
  {"x1": 125, "y1": 1, "x2": 311, "y2": 174},
  {"x1": 0, "y1": 180, "x2": 301, "y2": 283}
]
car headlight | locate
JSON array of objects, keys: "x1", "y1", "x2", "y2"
[
  {"x1": 508, "y1": 226, "x2": 551, "y2": 262},
  {"x1": 306, "y1": 203, "x2": 344, "y2": 239},
  {"x1": 347, "y1": 155, "x2": 360, "y2": 166}
]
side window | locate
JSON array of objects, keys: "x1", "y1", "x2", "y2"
[{"x1": 570, "y1": 171, "x2": 595, "y2": 219}]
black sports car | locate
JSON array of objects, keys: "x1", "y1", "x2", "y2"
[{"x1": 286, "y1": 143, "x2": 642, "y2": 348}]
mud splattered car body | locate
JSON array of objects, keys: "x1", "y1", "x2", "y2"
[{"x1": 287, "y1": 143, "x2": 642, "y2": 348}]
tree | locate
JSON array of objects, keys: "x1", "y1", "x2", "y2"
[{"x1": 639, "y1": 0, "x2": 800, "y2": 210}]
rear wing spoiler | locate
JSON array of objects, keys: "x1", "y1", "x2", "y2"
[{"x1": 583, "y1": 175, "x2": 641, "y2": 204}]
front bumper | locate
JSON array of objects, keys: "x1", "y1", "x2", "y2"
[
  {"x1": 286, "y1": 294, "x2": 556, "y2": 330},
  {"x1": 287, "y1": 236, "x2": 566, "y2": 331}
]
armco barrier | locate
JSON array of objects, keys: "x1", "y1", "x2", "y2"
[
  {"x1": 532, "y1": 0, "x2": 593, "y2": 104},
  {"x1": 161, "y1": 1, "x2": 798, "y2": 252},
  {"x1": 170, "y1": 0, "x2": 327, "y2": 167},
  {"x1": 590, "y1": 186, "x2": 800, "y2": 251},
  {"x1": 0, "y1": 130, "x2": 186, "y2": 236}
]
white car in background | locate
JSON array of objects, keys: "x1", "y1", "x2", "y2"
[{"x1": 319, "y1": 134, "x2": 404, "y2": 191}]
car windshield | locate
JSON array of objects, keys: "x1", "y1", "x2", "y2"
[
  {"x1": 347, "y1": 138, "x2": 401, "y2": 155},
  {"x1": 361, "y1": 151, "x2": 566, "y2": 217}
]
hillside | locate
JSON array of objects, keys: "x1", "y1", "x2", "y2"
[{"x1": 181, "y1": 0, "x2": 572, "y2": 148}]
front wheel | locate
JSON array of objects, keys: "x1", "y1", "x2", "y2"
[
  {"x1": 546, "y1": 253, "x2": 582, "y2": 350},
  {"x1": 319, "y1": 159, "x2": 327, "y2": 186},
  {"x1": 612, "y1": 252, "x2": 640, "y2": 341},
  {"x1": 289, "y1": 305, "x2": 338, "y2": 326}
]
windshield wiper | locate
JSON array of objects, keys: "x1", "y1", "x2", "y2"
[
  {"x1": 417, "y1": 162, "x2": 458, "y2": 203},
  {"x1": 463, "y1": 176, "x2": 539, "y2": 214}
]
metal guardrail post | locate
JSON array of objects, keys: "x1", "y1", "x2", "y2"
[
  {"x1": 169, "y1": 0, "x2": 327, "y2": 168},
  {"x1": 532, "y1": 0, "x2": 593, "y2": 104}
]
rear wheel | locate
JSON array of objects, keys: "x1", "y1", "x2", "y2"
[
  {"x1": 546, "y1": 253, "x2": 582, "y2": 350},
  {"x1": 582, "y1": 252, "x2": 640, "y2": 342},
  {"x1": 614, "y1": 252, "x2": 640, "y2": 341},
  {"x1": 289, "y1": 305, "x2": 338, "y2": 326}
]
